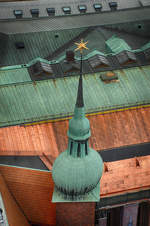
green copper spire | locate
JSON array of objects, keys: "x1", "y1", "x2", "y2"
[
  {"x1": 52, "y1": 40, "x2": 103, "y2": 202},
  {"x1": 68, "y1": 49, "x2": 90, "y2": 141},
  {"x1": 67, "y1": 73, "x2": 91, "y2": 141}
]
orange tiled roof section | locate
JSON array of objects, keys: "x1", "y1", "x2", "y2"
[
  {"x1": 101, "y1": 155, "x2": 150, "y2": 197},
  {"x1": 1, "y1": 107, "x2": 150, "y2": 156},
  {"x1": 0, "y1": 166, "x2": 56, "y2": 226},
  {"x1": 0, "y1": 156, "x2": 150, "y2": 223},
  {"x1": 0, "y1": 173, "x2": 30, "y2": 226}
]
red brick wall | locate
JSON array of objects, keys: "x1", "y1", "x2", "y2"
[{"x1": 56, "y1": 202, "x2": 95, "y2": 226}]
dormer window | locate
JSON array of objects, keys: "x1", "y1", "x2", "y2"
[
  {"x1": 62, "y1": 6, "x2": 71, "y2": 14},
  {"x1": 47, "y1": 8, "x2": 55, "y2": 16},
  {"x1": 89, "y1": 55, "x2": 109, "y2": 69},
  {"x1": 78, "y1": 5, "x2": 87, "y2": 13},
  {"x1": 109, "y1": 2, "x2": 118, "y2": 10},
  {"x1": 116, "y1": 51, "x2": 136, "y2": 65},
  {"x1": 13, "y1": 10, "x2": 23, "y2": 19},
  {"x1": 30, "y1": 9, "x2": 39, "y2": 18},
  {"x1": 93, "y1": 4, "x2": 102, "y2": 12}
]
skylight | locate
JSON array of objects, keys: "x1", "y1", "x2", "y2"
[
  {"x1": 62, "y1": 7, "x2": 71, "y2": 14},
  {"x1": 47, "y1": 8, "x2": 55, "y2": 16},
  {"x1": 30, "y1": 9, "x2": 39, "y2": 17},
  {"x1": 15, "y1": 42, "x2": 25, "y2": 49},
  {"x1": 93, "y1": 4, "x2": 102, "y2": 11},
  {"x1": 109, "y1": 2, "x2": 118, "y2": 10},
  {"x1": 78, "y1": 5, "x2": 87, "y2": 13},
  {"x1": 13, "y1": 10, "x2": 23, "y2": 18}
]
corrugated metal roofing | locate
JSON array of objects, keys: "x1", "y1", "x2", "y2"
[
  {"x1": 1, "y1": 65, "x2": 150, "y2": 127},
  {"x1": 0, "y1": 27, "x2": 86, "y2": 66},
  {"x1": 1, "y1": 107, "x2": 150, "y2": 159}
]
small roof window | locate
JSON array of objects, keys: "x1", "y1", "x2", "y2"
[
  {"x1": 89, "y1": 55, "x2": 109, "y2": 68},
  {"x1": 100, "y1": 72, "x2": 118, "y2": 82},
  {"x1": 93, "y1": 4, "x2": 102, "y2": 11},
  {"x1": 13, "y1": 10, "x2": 23, "y2": 18},
  {"x1": 109, "y1": 2, "x2": 118, "y2": 10},
  {"x1": 32, "y1": 61, "x2": 53, "y2": 76},
  {"x1": 47, "y1": 8, "x2": 55, "y2": 15},
  {"x1": 15, "y1": 42, "x2": 25, "y2": 49},
  {"x1": 30, "y1": 9, "x2": 39, "y2": 17},
  {"x1": 78, "y1": 5, "x2": 87, "y2": 13},
  {"x1": 62, "y1": 6, "x2": 71, "y2": 14},
  {"x1": 116, "y1": 51, "x2": 136, "y2": 65}
]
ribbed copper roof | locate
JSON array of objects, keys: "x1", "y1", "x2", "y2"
[{"x1": 0, "y1": 173, "x2": 30, "y2": 226}]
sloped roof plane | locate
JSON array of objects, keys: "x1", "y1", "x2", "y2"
[
  {"x1": 1, "y1": 107, "x2": 150, "y2": 162},
  {"x1": 1, "y1": 66, "x2": 150, "y2": 127},
  {"x1": 0, "y1": 173, "x2": 30, "y2": 226}
]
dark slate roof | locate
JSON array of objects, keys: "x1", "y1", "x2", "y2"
[
  {"x1": 1, "y1": 25, "x2": 149, "y2": 68},
  {"x1": 0, "y1": 27, "x2": 87, "y2": 66},
  {"x1": 53, "y1": 26, "x2": 150, "y2": 60},
  {"x1": 0, "y1": 7, "x2": 150, "y2": 34},
  {"x1": 0, "y1": 156, "x2": 49, "y2": 170},
  {"x1": 99, "y1": 142, "x2": 150, "y2": 162},
  {"x1": 104, "y1": 20, "x2": 150, "y2": 38}
]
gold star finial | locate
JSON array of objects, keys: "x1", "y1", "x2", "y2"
[{"x1": 75, "y1": 39, "x2": 88, "y2": 53}]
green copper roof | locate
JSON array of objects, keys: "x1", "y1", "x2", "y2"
[
  {"x1": 0, "y1": 68, "x2": 31, "y2": 85},
  {"x1": 52, "y1": 181, "x2": 101, "y2": 202},
  {"x1": 68, "y1": 73, "x2": 91, "y2": 141},
  {"x1": 68, "y1": 107, "x2": 91, "y2": 140},
  {"x1": 105, "y1": 35, "x2": 132, "y2": 54},
  {"x1": 52, "y1": 148, "x2": 103, "y2": 202},
  {"x1": 1, "y1": 65, "x2": 150, "y2": 127}
]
